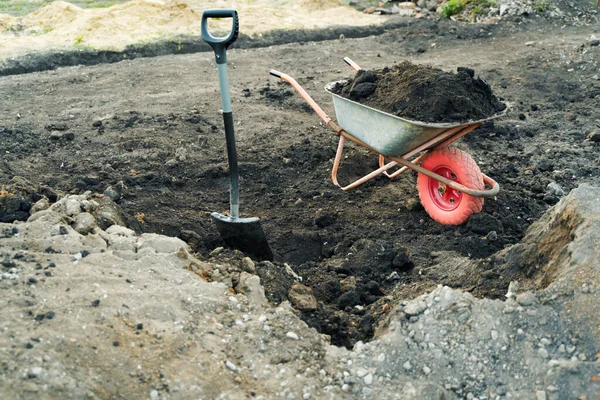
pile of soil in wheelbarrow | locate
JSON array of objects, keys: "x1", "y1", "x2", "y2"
[{"x1": 331, "y1": 61, "x2": 507, "y2": 123}]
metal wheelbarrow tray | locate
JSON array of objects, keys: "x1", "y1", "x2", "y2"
[{"x1": 269, "y1": 59, "x2": 508, "y2": 225}]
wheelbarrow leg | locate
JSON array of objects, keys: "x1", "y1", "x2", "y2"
[{"x1": 331, "y1": 135, "x2": 400, "y2": 191}]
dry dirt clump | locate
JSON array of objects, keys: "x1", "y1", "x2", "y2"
[{"x1": 332, "y1": 61, "x2": 507, "y2": 123}]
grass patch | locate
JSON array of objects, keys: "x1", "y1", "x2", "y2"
[
  {"x1": 439, "y1": 0, "x2": 498, "y2": 18},
  {"x1": 534, "y1": 0, "x2": 551, "y2": 13}
]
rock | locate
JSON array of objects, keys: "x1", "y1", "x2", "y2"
[
  {"x1": 587, "y1": 130, "x2": 600, "y2": 142},
  {"x1": 546, "y1": 182, "x2": 565, "y2": 196},
  {"x1": 516, "y1": 291, "x2": 537, "y2": 306},
  {"x1": 30, "y1": 198, "x2": 50, "y2": 214},
  {"x1": 403, "y1": 299, "x2": 427, "y2": 316},
  {"x1": 175, "y1": 147, "x2": 187, "y2": 161},
  {"x1": 103, "y1": 182, "x2": 125, "y2": 203},
  {"x1": 165, "y1": 159, "x2": 178, "y2": 168},
  {"x1": 538, "y1": 347, "x2": 549, "y2": 358},
  {"x1": 241, "y1": 257, "x2": 256, "y2": 274},
  {"x1": 225, "y1": 361, "x2": 238, "y2": 372},
  {"x1": 286, "y1": 332, "x2": 299, "y2": 340},
  {"x1": 93, "y1": 197, "x2": 128, "y2": 230},
  {"x1": 340, "y1": 276, "x2": 357, "y2": 292},
  {"x1": 64, "y1": 198, "x2": 81, "y2": 217},
  {"x1": 45, "y1": 122, "x2": 68, "y2": 131},
  {"x1": 137, "y1": 233, "x2": 188, "y2": 253},
  {"x1": 363, "y1": 373, "x2": 373, "y2": 385},
  {"x1": 536, "y1": 391, "x2": 547, "y2": 400},
  {"x1": 235, "y1": 272, "x2": 268, "y2": 306},
  {"x1": 71, "y1": 212, "x2": 97, "y2": 235},
  {"x1": 105, "y1": 225, "x2": 135, "y2": 237},
  {"x1": 288, "y1": 283, "x2": 318, "y2": 311}
]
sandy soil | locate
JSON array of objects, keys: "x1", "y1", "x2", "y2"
[
  {"x1": 1, "y1": 15, "x2": 599, "y2": 346},
  {"x1": 0, "y1": 0, "x2": 384, "y2": 59}
]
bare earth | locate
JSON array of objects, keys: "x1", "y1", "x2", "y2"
[
  {"x1": 0, "y1": 3, "x2": 599, "y2": 398},
  {"x1": 0, "y1": 0, "x2": 383, "y2": 59}
]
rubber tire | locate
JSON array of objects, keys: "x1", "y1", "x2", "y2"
[{"x1": 417, "y1": 147, "x2": 484, "y2": 225}]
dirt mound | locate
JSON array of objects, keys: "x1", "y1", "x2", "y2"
[
  {"x1": 332, "y1": 61, "x2": 507, "y2": 123},
  {"x1": 0, "y1": 0, "x2": 383, "y2": 59}
]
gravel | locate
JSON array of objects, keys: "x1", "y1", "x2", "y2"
[{"x1": 0, "y1": 186, "x2": 599, "y2": 399}]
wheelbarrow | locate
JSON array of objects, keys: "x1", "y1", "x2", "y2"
[{"x1": 269, "y1": 58, "x2": 507, "y2": 225}]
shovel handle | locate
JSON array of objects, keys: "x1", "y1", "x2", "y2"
[{"x1": 201, "y1": 9, "x2": 239, "y2": 64}]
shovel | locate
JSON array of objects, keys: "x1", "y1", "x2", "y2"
[{"x1": 201, "y1": 9, "x2": 273, "y2": 260}]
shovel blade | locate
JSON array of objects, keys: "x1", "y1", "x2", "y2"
[{"x1": 211, "y1": 212, "x2": 273, "y2": 260}]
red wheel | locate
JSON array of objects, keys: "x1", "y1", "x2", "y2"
[{"x1": 417, "y1": 147, "x2": 484, "y2": 225}]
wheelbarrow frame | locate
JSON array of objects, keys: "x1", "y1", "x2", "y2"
[{"x1": 269, "y1": 59, "x2": 502, "y2": 199}]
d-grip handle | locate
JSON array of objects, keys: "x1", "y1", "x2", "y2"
[{"x1": 201, "y1": 9, "x2": 239, "y2": 64}]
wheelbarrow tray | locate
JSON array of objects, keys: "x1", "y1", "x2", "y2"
[{"x1": 325, "y1": 81, "x2": 507, "y2": 157}]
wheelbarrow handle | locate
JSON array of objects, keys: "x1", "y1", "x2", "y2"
[{"x1": 201, "y1": 9, "x2": 239, "y2": 64}]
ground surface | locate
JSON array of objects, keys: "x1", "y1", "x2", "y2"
[
  {"x1": 0, "y1": 0, "x2": 382, "y2": 58},
  {"x1": 1, "y1": 12, "x2": 600, "y2": 349}
]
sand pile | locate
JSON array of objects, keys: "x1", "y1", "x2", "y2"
[
  {"x1": 0, "y1": 14, "x2": 18, "y2": 30},
  {"x1": 0, "y1": 0, "x2": 382, "y2": 59}
]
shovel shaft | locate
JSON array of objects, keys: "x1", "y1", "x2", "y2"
[{"x1": 217, "y1": 63, "x2": 239, "y2": 219}]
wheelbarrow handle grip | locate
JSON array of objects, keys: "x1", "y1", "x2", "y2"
[
  {"x1": 201, "y1": 9, "x2": 239, "y2": 64},
  {"x1": 269, "y1": 70, "x2": 283, "y2": 78}
]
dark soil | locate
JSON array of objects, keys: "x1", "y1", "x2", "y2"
[
  {"x1": 0, "y1": 19, "x2": 599, "y2": 348},
  {"x1": 332, "y1": 61, "x2": 506, "y2": 123}
]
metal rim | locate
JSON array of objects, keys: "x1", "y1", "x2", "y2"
[{"x1": 428, "y1": 165, "x2": 463, "y2": 211}]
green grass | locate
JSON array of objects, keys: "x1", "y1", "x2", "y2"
[
  {"x1": 439, "y1": 0, "x2": 498, "y2": 19},
  {"x1": 534, "y1": 0, "x2": 551, "y2": 13}
]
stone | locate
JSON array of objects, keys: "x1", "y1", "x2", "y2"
[
  {"x1": 546, "y1": 182, "x2": 565, "y2": 197},
  {"x1": 404, "y1": 299, "x2": 427, "y2": 316},
  {"x1": 340, "y1": 276, "x2": 357, "y2": 292},
  {"x1": 536, "y1": 390, "x2": 547, "y2": 400},
  {"x1": 241, "y1": 257, "x2": 256, "y2": 274},
  {"x1": 64, "y1": 198, "x2": 81, "y2": 216},
  {"x1": 286, "y1": 332, "x2": 299, "y2": 340},
  {"x1": 587, "y1": 130, "x2": 600, "y2": 142},
  {"x1": 71, "y1": 212, "x2": 97, "y2": 235},
  {"x1": 30, "y1": 198, "x2": 50, "y2": 215},
  {"x1": 235, "y1": 272, "x2": 268, "y2": 307},
  {"x1": 136, "y1": 233, "x2": 188, "y2": 253},
  {"x1": 287, "y1": 283, "x2": 318, "y2": 311},
  {"x1": 516, "y1": 292, "x2": 537, "y2": 306},
  {"x1": 225, "y1": 361, "x2": 238, "y2": 372},
  {"x1": 105, "y1": 225, "x2": 136, "y2": 237},
  {"x1": 364, "y1": 373, "x2": 373, "y2": 385}
]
